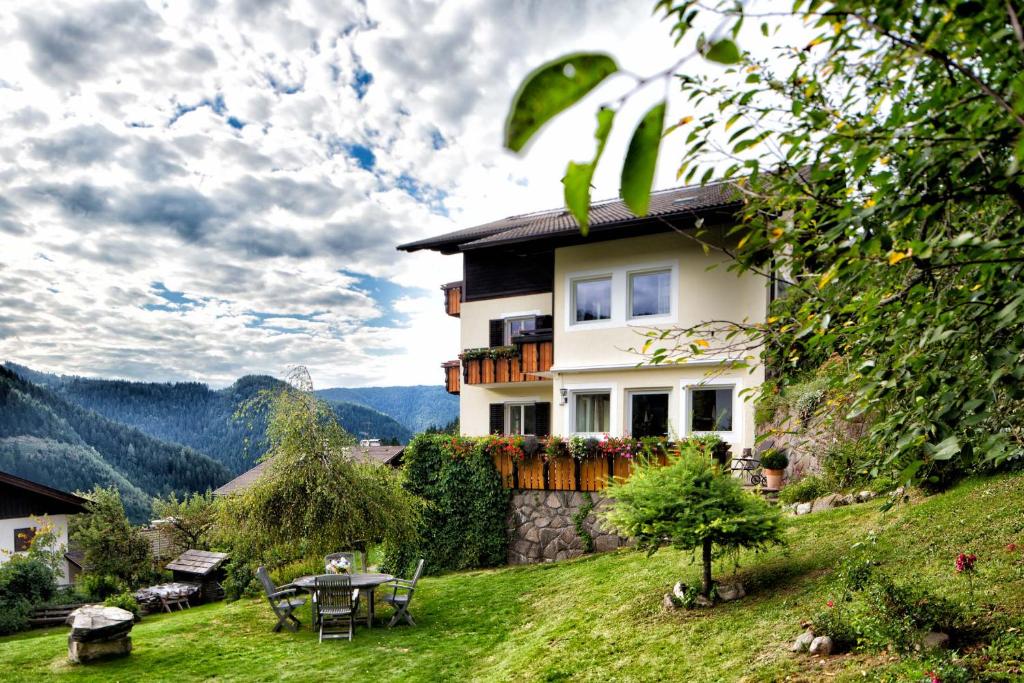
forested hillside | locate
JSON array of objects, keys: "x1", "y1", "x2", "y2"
[
  {"x1": 315, "y1": 385, "x2": 458, "y2": 434},
  {"x1": 0, "y1": 366, "x2": 229, "y2": 521},
  {"x1": 4, "y1": 365, "x2": 413, "y2": 475}
]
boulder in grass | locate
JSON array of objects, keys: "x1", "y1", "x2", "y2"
[
  {"x1": 809, "y1": 635, "x2": 833, "y2": 656},
  {"x1": 716, "y1": 582, "x2": 745, "y2": 602},
  {"x1": 66, "y1": 605, "x2": 134, "y2": 664},
  {"x1": 790, "y1": 630, "x2": 815, "y2": 652},
  {"x1": 921, "y1": 631, "x2": 951, "y2": 651}
]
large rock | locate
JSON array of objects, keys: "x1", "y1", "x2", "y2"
[
  {"x1": 809, "y1": 636, "x2": 833, "y2": 656},
  {"x1": 66, "y1": 605, "x2": 134, "y2": 664},
  {"x1": 795, "y1": 502, "x2": 812, "y2": 515},
  {"x1": 790, "y1": 630, "x2": 815, "y2": 652},
  {"x1": 67, "y1": 605, "x2": 134, "y2": 643},
  {"x1": 716, "y1": 582, "x2": 745, "y2": 602},
  {"x1": 921, "y1": 631, "x2": 951, "y2": 651}
]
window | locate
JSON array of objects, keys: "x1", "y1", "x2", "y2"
[
  {"x1": 629, "y1": 391, "x2": 669, "y2": 437},
  {"x1": 506, "y1": 403, "x2": 537, "y2": 435},
  {"x1": 574, "y1": 392, "x2": 610, "y2": 433},
  {"x1": 14, "y1": 527, "x2": 36, "y2": 552},
  {"x1": 504, "y1": 316, "x2": 536, "y2": 344},
  {"x1": 629, "y1": 269, "x2": 671, "y2": 318},
  {"x1": 572, "y1": 277, "x2": 612, "y2": 323},
  {"x1": 689, "y1": 387, "x2": 734, "y2": 432}
]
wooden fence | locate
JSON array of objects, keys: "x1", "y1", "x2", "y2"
[{"x1": 492, "y1": 452, "x2": 669, "y2": 492}]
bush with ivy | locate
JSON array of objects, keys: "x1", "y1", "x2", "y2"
[{"x1": 382, "y1": 433, "x2": 508, "y2": 576}]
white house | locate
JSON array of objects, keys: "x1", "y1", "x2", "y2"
[{"x1": 0, "y1": 470, "x2": 88, "y2": 584}]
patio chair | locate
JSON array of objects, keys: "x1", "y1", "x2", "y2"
[
  {"x1": 256, "y1": 566, "x2": 306, "y2": 633},
  {"x1": 381, "y1": 559, "x2": 425, "y2": 628},
  {"x1": 314, "y1": 574, "x2": 358, "y2": 642}
]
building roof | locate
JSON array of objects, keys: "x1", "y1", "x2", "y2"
[
  {"x1": 213, "y1": 445, "x2": 404, "y2": 496},
  {"x1": 0, "y1": 470, "x2": 89, "y2": 515},
  {"x1": 397, "y1": 181, "x2": 742, "y2": 254},
  {"x1": 165, "y1": 549, "x2": 229, "y2": 576}
]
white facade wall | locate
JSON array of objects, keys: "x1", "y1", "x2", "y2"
[{"x1": 0, "y1": 514, "x2": 73, "y2": 583}]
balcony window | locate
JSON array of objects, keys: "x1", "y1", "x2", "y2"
[
  {"x1": 506, "y1": 403, "x2": 537, "y2": 435},
  {"x1": 572, "y1": 276, "x2": 612, "y2": 323},
  {"x1": 629, "y1": 391, "x2": 669, "y2": 438},
  {"x1": 504, "y1": 316, "x2": 536, "y2": 344},
  {"x1": 574, "y1": 392, "x2": 610, "y2": 433},
  {"x1": 629, "y1": 269, "x2": 671, "y2": 318},
  {"x1": 689, "y1": 386, "x2": 734, "y2": 433}
]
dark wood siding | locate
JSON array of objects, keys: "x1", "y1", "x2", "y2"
[
  {"x1": 534, "y1": 402, "x2": 551, "y2": 437},
  {"x1": 0, "y1": 483, "x2": 84, "y2": 519},
  {"x1": 463, "y1": 246, "x2": 553, "y2": 302},
  {"x1": 489, "y1": 404, "x2": 504, "y2": 434}
]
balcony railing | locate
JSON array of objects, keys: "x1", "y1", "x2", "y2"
[
  {"x1": 442, "y1": 360, "x2": 461, "y2": 395},
  {"x1": 441, "y1": 281, "x2": 462, "y2": 317},
  {"x1": 461, "y1": 333, "x2": 553, "y2": 386}
]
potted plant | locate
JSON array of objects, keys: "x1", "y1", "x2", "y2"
[{"x1": 759, "y1": 449, "x2": 789, "y2": 490}]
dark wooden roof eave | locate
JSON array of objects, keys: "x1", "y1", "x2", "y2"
[{"x1": 0, "y1": 470, "x2": 89, "y2": 512}]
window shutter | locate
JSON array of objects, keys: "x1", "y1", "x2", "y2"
[
  {"x1": 534, "y1": 402, "x2": 551, "y2": 437},
  {"x1": 535, "y1": 314, "x2": 553, "y2": 330},
  {"x1": 489, "y1": 403, "x2": 504, "y2": 434},
  {"x1": 489, "y1": 319, "x2": 504, "y2": 347}
]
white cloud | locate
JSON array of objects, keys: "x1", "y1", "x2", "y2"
[{"x1": 0, "y1": 0, "x2": 778, "y2": 389}]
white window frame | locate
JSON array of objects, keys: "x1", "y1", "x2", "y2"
[
  {"x1": 569, "y1": 274, "x2": 614, "y2": 327},
  {"x1": 505, "y1": 402, "x2": 537, "y2": 435},
  {"x1": 680, "y1": 380, "x2": 739, "y2": 442},
  {"x1": 627, "y1": 268, "x2": 674, "y2": 322},
  {"x1": 503, "y1": 315, "x2": 536, "y2": 345},
  {"x1": 564, "y1": 382, "x2": 618, "y2": 436},
  {"x1": 626, "y1": 388, "x2": 672, "y2": 438},
  {"x1": 563, "y1": 259, "x2": 678, "y2": 332}
]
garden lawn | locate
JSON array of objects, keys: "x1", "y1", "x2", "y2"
[{"x1": 2, "y1": 473, "x2": 1023, "y2": 682}]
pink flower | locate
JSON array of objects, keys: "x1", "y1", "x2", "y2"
[{"x1": 1006, "y1": 543, "x2": 1018, "y2": 552}]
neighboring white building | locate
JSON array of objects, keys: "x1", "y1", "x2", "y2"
[
  {"x1": 0, "y1": 470, "x2": 88, "y2": 584},
  {"x1": 399, "y1": 181, "x2": 770, "y2": 454}
]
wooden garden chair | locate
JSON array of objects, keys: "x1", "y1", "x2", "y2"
[
  {"x1": 256, "y1": 566, "x2": 305, "y2": 633},
  {"x1": 314, "y1": 574, "x2": 358, "y2": 642},
  {"x1": 382, "y1": 559, "x2": 425, "y2": 628}
]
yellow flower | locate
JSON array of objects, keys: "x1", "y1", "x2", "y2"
[{"x1": 888, "y1": 250, "x2": 911, "y2": 265}]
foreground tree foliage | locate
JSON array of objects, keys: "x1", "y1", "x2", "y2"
[
  {"x1": 153, "y1": 491, "x2": 218, "y2": 551},
  {"x1": 71, "y1": 485, "x2": 153, "y2": 585},
  {"x1": 507, "y1": 0, "x2": 1024, "y2": 486},
  {"x1": 218, "y1": 370, "x2": 422, "y2": 562},
  {"x1": 603, "y1": 449, "x2": 784, "y2": 597}
]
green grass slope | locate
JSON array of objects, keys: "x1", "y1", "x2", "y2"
[{"x1": 1, "y1": 473, "x2": 1022, "y2": 682}]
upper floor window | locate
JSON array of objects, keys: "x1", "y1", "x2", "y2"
[
  {"x1": 574, "y1": 391, "x2": 610, "y2": 433},
  {"x1": 504, "y1": 316, "x2": 536, "y2": 344},
  {"x1": 572, "y1": 277, "x2": 612, "y2": 323},
  {"x1": 629, "y1": 269, "x2": 671, "y2": 318}
]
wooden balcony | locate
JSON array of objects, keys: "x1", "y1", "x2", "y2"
[
  {"x1": 492, "y1": 451, "x2": 672, "y2": 491},
  {"x1": 442, "y1": 360, "x2": 460, "y2": 395},
  {"x1": 461, "y1": 337, "x2": 553, "y2": 386},
  {"x1": 441, "y1": 281, "x2": 462, "y2": 317}
]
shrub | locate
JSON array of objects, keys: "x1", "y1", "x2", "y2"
[
  {"x1": 779, "y1": 474, "x2": 830, "y2": 504},
  {"x1": 760, "y1": 450, "x2": 789, "y2": 470},
  {"x1": 104, "y1": 591, "x2": 140, "y2": 620},
  {"x1": 0, "y1": 597, "x2": 31, "y2": 635},
  {"x1": 79, "y1": 574, "x2": 128, "y2": 600},
  {"x1": 383, "y1": 433, "x2": 508, "y2": 576},
  {"x1": 71, "y1": 486, "x2": 153, "y2": 586},
  {"x1": 603, "y1": 447, "x2": 785, "y2": 597},
  {"x1": 222, "y1": 561, "x2": 259, "y2": 602},
  {"x1": 810, "y1": 605, "x2": 858, "y2": 652},
  {"x1": 0, "y1": 556, "x2": 57, "y2": 606}
]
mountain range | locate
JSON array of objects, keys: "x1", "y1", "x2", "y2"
[{"x1": 0, "y1": 362, "x2": 458, "y2": 521}]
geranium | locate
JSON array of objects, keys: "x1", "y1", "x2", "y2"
[
  {"x1": 441, "y1": 436, "x2": 475, "y2": 459},
  {"x1": 482, "y1": 434, "x2": 526, "y2": 461},
  {"x1": 599, "y1": 436, "x2": 638, "y2": 460}
]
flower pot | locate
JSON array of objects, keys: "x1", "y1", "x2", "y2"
[{"x1": 764, "y1": 468, "x2": 784, "y2": 490}]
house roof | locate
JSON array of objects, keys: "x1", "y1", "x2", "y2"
[
  {"x1": 0, "y1": 470, "x2": 89, "y2": 514},
  {"x1": 165, "y1": 549, "x2": 229, "y2": 576},
  {"x1": 213, "y1": 445, "x2": 404, "y2": 496},
  {"x1": 397, "y1": 181, "x2": 743, "y2": 254}
]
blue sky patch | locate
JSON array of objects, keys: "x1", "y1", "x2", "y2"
[
  {"x1": 353, "y1": 66, "x2": 373, "y2": 99},
  {"x1": 144, "y1": 282, "x2": 200, "y2": 311},
  {"x1": 345, "y1": 143, "x2": 376, "y2": 171}
]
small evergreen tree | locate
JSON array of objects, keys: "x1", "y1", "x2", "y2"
[
  {"x1": 603, "y1": 449, "x2": 785, "y2": 598},
  {"x1": 71, "y1": 486, "x2": 152, "y2": 585}
]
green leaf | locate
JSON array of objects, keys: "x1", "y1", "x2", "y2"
[
  {"x1": 504, "y1": 52, "x2": 619, "y2": 153},
  {"x1": 930, "y1": 435, "x2": 960, "y2": 461},
  {"x1": 621, "y1": 101, "x2": 666, "y2": 217},
  {"x1": 563, "y1": 108, "x2": 616, "y2": 235},
  {"x1": 705, "y1": 39, "x2": 741, "y2": 65}
]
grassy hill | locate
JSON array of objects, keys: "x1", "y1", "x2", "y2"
[{"x1": 2, "y1": 473, "x2": 1022, "y2": 681}]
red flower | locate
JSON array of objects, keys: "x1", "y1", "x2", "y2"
[
  {"x1": 927, "y1": 672, "x2": 940, "y2": 683},
  {"x1": 954, "y1": 552, "x2": 977, "y2": 573},
  {"x1": 826, "y1": 599, "x2": 834, "y2": 608},
  {"x1": 1006, "y1": 543, "x2": 1018, "y2": 552}
]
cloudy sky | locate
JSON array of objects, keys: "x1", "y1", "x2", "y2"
[{"x1": 0, "y1": 0, "x2": 750, "y2": 389}]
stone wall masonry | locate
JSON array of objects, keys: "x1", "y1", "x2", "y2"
[{"x1": 507, "y1": 489, "x2": 628, "y2": 564}]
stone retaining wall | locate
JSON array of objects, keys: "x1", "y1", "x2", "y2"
[{"x1": 507, "y1": 489, "x2": 628, "y2": 564}]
